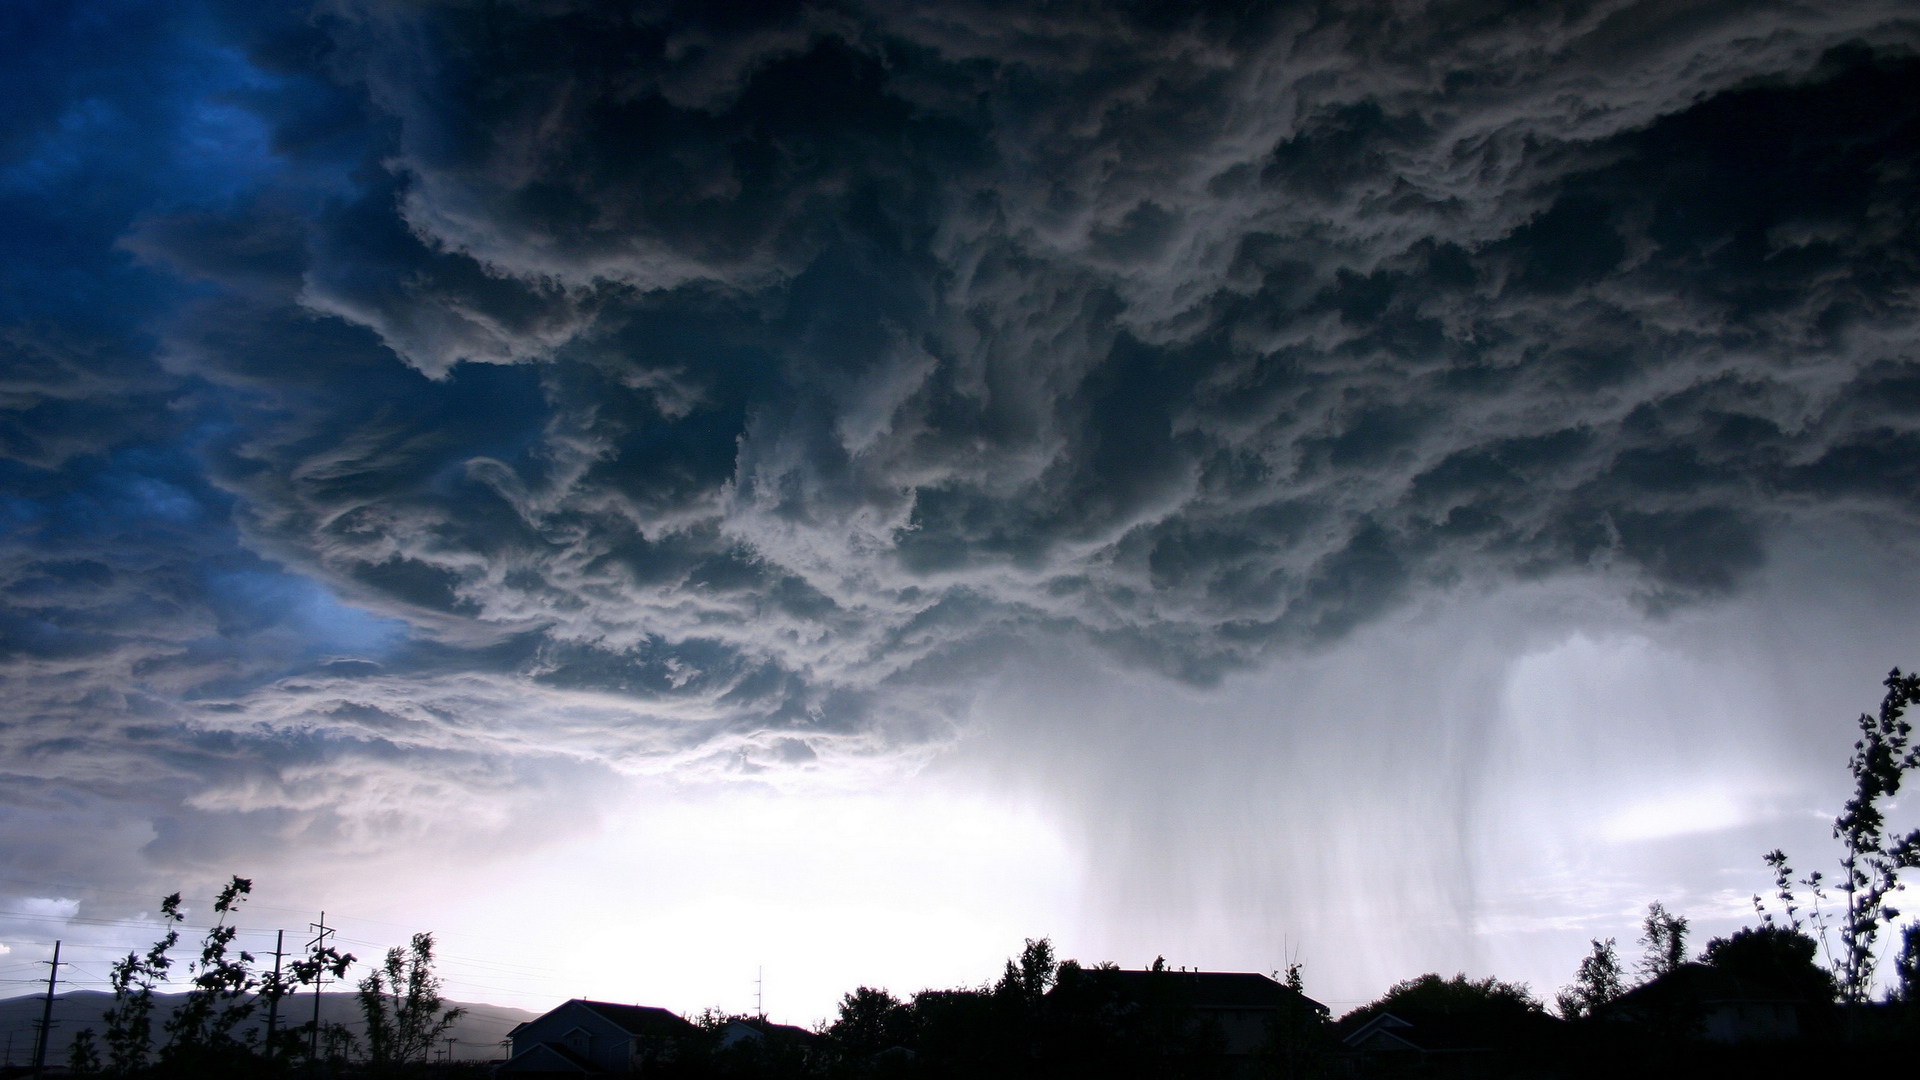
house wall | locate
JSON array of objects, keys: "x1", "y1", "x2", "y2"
[
  {"x1": 1701, "y1": 1002, "x2": 1798, "y2": 1044},
  {"x1": 1204, "y1": 1008, "x2": 1274, "y2": 1056}
]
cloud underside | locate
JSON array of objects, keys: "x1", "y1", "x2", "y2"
[{"x1": 6, "y1": 1, "x2": 1920, "y2": 842}]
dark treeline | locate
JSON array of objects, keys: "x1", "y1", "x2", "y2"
[{"x1": 20, "y1": 671, "x2": 1920, "y2": 1079}]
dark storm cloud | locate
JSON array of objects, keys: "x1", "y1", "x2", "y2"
[
  {"x1": 8, "y1": 0, "x2": 1920, "y2": 861},
  {"x1": 0, "y1": 1, "x2": 608, "y2": 877}
]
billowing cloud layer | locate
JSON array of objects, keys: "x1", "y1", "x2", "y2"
[{"x1": 7, "y1": 0, "x2": 1920, "y2": 869}]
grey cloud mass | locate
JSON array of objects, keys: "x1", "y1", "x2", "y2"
[{"x1": 7, "y1": 0, "x2": 1920, "y2": 876}]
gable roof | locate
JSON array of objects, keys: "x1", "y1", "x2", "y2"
[
  {"x1": 498, "y1": 1041, "x2": 601, "y2": 1074},
  {"x1": 569, "y1": 1000, "x2": 697, "y2": 1035},
  {"x1": 1343, "y1": 1013, "x2": 1424, "y2": 1053},
  {"x1": 1340, "y1": 1007, "x2": 1560, "y2": 1054},
  {"x1": 1343, "y1": 1012, "x2": 1411, "y2": 1044},
  {"x1": 1098, "y1": 970, "x2": 1330, "y2": 1014}
]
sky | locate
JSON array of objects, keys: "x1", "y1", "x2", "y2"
[{"x1": 5, "y1": 0, "x2": 1920, "y2": 1028}]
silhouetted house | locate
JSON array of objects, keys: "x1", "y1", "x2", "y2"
[
  {"x1": 1599, "y1": 963, "x2": 1805, "y2": 1043},
  {"x1": 717, "y1": 1015, "x2": 817, "y2": 1050},
  {"x1": 1341, "y1": 1008, "x2": 1561, "y2": 1067},
  {"x1": 498, "y1": 999, "x2": 696, "y2": 1075},
  {"x1": 1100, "y1": 969, "x2": 1330, "y2": 1057}
]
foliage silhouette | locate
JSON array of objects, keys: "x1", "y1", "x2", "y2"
[
  {"x1": 159, "y1": 876, "x2": 261, "y2": 1073},
  {"x1": 100, "y1": 891, "x2": 182, "y2": 1074},
  {"x1": 825, "y1": 985, "x2": 914, "y2": 1066},
  {"x1": 1345, "y1": 972, "x2": 1543, "y2": 1026},
  {"x1": 68, "y1": 1027, "x2": 101, "y2": 1075},
  {"x1": 1757, "y1": 668, "x2": 1920, "y2": 1002},
  {"x1": 1257, "y1": 962, "x2": 1332, "y2": 1079},
  {"x1": 1638, "y1": 902, "x2": 1689, "y2": 981},
  {"x1": 1339, "y1": 972, "x2": 1556, "y2": 1078},
  {"x1": 1895, "y1": 924, "x2": 1920, "y2": 1004},
  {"x1": 811, "y1": 940, "x2": 1253, "y2": 1079},
  {"x1": 56, "y1": 875, "x2": 474, "y2": 1077},
  {"x1": 1832, "y1": 669, "x2": 1920, "y2": 1000},
  {"x1": 357, "y1": 932, "x2": 464, "y2": 1070},
  {"x1": 1700, "y1": 924, "x2": 1836, "y2": 1007},
  {"x1": 286, "y1": 927, "x2": 356, "y2": 1070},
  {"x1": 1555, "y1": 938, "x2": 1624, "y2": 1019}
]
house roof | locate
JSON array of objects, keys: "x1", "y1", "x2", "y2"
[
  {"x1": 718, "y1": 1016, "x2": 817, "y2": 1049},
  {"x1": 1097, "y1": 970, "x2": 1330, "y2": 1015},
  {"x1": 1603, "y1": 963, "x2": 1807, "y2": 1016},
  {"x1": 725, "y1": 1016, "x2": 816, "y2": 1040},
  {"x1": 570, "y1": 1000, "x2": 697, "y2": 1035}
]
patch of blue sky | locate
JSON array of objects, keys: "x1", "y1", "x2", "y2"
[
  {"x1": 107, "y1": 474, "x2": 203, "y2": 524},
  {"x1": 171, "y1": 100, "x2": 277, "y2": 202},
  {"x1": 9, "y1": 445, "x2": 224, "y2": 543},
  {"x1": 163, "y1": 40, "x2": 327, "y2": 207},
  {"x1": 100, "y1": 444, "x2": 224, "y2": 520},
  {"x1": 0, "y1": 14, "x2": 224, "y2": 326},
  {"x1": 0, "y1": 96, "x2": 124, "y2": 195},
  {"x1": 0, "y1": 5, "x2": 215, "y2": 197},
  {"x1": 202, "y1": 567, "x2": 407, "y2": 659},
  {"x1": 0, "y1": 495, "x2": 47, "y2": 535},
  {"x1": 0, "y1": 5, "x2": 320, "y2": 277}
]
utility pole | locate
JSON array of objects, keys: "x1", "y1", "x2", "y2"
[
  {"x1": 441, "y1": 1036, "x2": 457, "y2": 1064},
  {"x1": 31, "y1": 939, "x2": 61, "y2": 1079},
  {"x1": 265, "y1": 929, "x2": 286, "y2": 1060},
  {"x1": 307, "y1": 913, "x2": 335, "y2": 1067}
]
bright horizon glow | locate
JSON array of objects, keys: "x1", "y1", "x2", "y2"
[{"x1": 12, "y1": 542, "x2": 1911, "y2": 1022}]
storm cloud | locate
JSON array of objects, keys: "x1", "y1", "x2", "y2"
[{"x1": 7, "y1": 0, "x2": 1920, "y2": 885}]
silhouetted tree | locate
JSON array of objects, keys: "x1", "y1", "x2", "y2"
[
  {"x1": 68, "y1": 1028, "x2": 101, "y2": 1075},
  {"x1": 1754, "y1": 669, "x2": 1920, "y2": 1002},
  {"x1": 159, "y1": 876, "x2": 261, "y2": 1074},
  {"x1": 358, "y1": 931, "x2": 464, "y2": 1070},
  {"x1": 1556, "y1": 938, "x2": 1624, "y2": 1019},
  {"x1": 1832, "y1": 669, "x2": 1920, "y2": 1001},
  {"x1": 1701, "y1": 924, "x2": 1836, "y2": 1006},
  {"x1": 1259, "y1": 962, "x2": 1331, "y2": 1079},
  {"x1": 1638, "y1": 903, "x2": 1689, "y2": 981},
  {"x1": 826, "y1": 986, "x2": 914, "y2": 1067},
  {"x1": 100, "y1": 891, "x2": 183, "y2": 1074},
  {"x1": 81, "y1": 878, "x2": 302, "y2": 1077},
  {"x1": 998, "y1": 937, "x2": 1057, "y2": 1009},
  {"x1": 1892, "y1": 923, "x2": 1920, "y2": 1004},
  {"x1": 1342, "y1": 972, "x2": 1557, "y2": 1079},
  {"x1": 992, "y1": 937, "x2": 1057, "y2": 1066},
  {"x1": 909, "y1": 986, "x2": 999, "y2": 1076},
  {"x1": 1345, "y1": 972, "x2": 1544, "y2": 1026}
]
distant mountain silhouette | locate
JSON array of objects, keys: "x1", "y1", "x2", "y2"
[{"x1": 0, "y1": 991, "x2": 537, "y2": 1064}]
